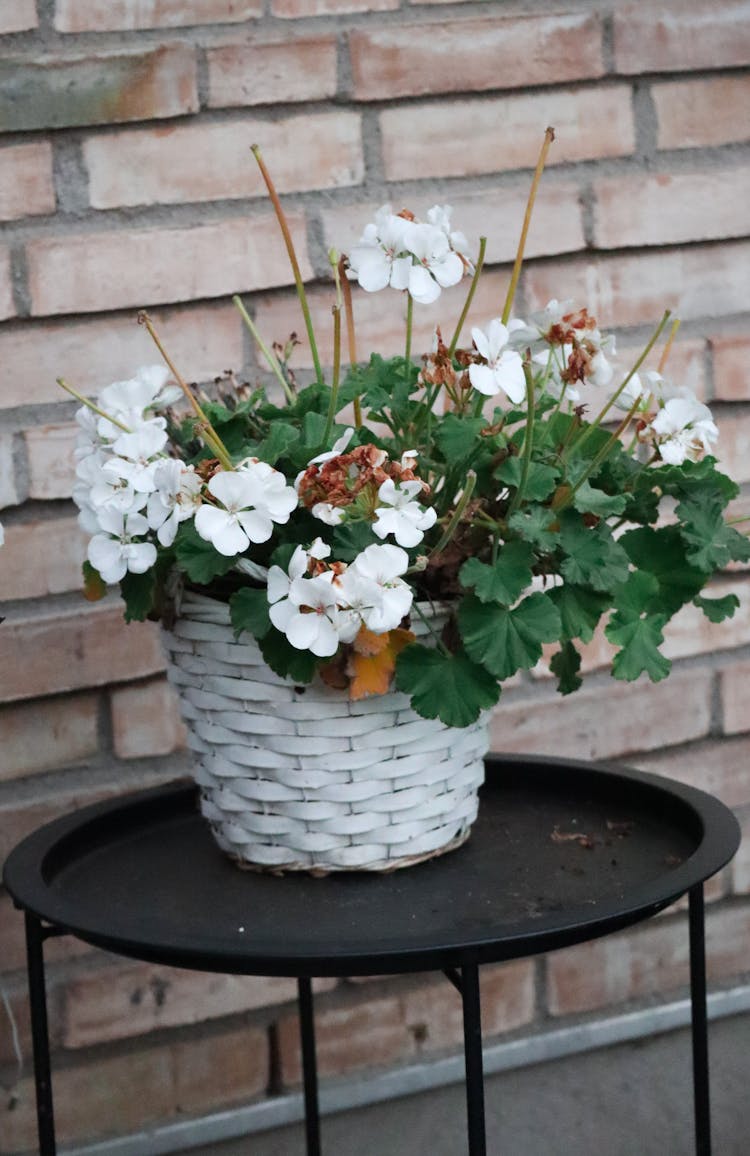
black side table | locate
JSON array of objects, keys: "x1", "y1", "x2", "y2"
[{"x1": 2, "y1": 754, "x2": 741, "y2": 1156}]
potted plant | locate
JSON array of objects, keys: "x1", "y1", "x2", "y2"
[{"x1": 59, "y1": 131, "x2": 749, "y2": 872}]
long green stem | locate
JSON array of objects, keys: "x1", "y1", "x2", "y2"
[
  {"x1": 658, "y1": 317, "x2": 681, "y2": 373},
  {"x1": 233, "y1": 295, "x2": 295, "y2": 405},
  {"x1": 507, "y1": 363, "x2": 536, "y2": 516},
  {"x1": 572, "y1": 310, "x2": 672, "y2": 460},
  {"x1": 430, "y1": 471, "x2": 476, "y2": 557},
  {"x1": 137, "y1": 312, "x2": 234, "y2": 469},
  {"x1": 251, "y1": 144, "x2": 324, "y2": 387},
  {"x1": 448, "y1": 237, "x2": 487, "y2": 357},
  {"x1": 405, "y1": 294, "x2": 414, "y2": 364},
  {"x1": 339, "y1": 256, "x2": 363, "y2": 428},
  {"x1": 323, "y1": 253, "x2": 343, "y2": 444},
  {"x1": 564, "y1": 392, "x2": 645, "y2": 508},
  {"x1": 57, "y1": 378, "x2": 131, "y2": 432},
  {"x1": 502, "y1": 126, "x2": 555, "y2": 325}
]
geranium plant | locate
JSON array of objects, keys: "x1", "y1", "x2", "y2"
[{"x1": 62, "y1": 130, "x2": 750, "y2": 728}]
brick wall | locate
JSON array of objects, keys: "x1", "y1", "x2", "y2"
[{"x1": 1, "y1": 1, "x2": 750, "y2": 1151}]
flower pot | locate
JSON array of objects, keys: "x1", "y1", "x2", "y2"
[{"x1": 162, "y1": 590, "x2": 489, "y2": 873}]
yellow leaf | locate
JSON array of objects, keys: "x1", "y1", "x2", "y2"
[{"x1": 349, "y1": 628, "x2": 415, "y2": 701}]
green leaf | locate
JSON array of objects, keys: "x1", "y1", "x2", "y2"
[
  {"x1": 229, "y1": 587, "x2": 271, "y2": 640},
  {"x1": 558, "y1": 512, "x2": 630, "y2": 592},
  {"x1": 548, "y1": 584, "x2": 610, "y2": 643},
  {"x1": 693, "y1": 593, "x2": 740, "y2": 623},
  {"x1": 507, "y1": 505, "x2": 561, "y2": 549},
  {"x1": 657, "y1": 456, "x2": 738, "y2": 506},
  {"x1": 259, "y1": 628, "x2": 318, "y2": 684},
  {"x1": 434, "y1": 414, "x2": 486, "y2": 461},
  {"x1": 394, "y1": 644, "x2": 500, "y2": 727},
  {"x1": 332, "y1": 520, "x2": 378, "y2": 562},
  {"x1": 174, "y1": 522, "x2": 238, "y2": 584},
  {"x1": 550, "y1": 640, "x2": 582, "y2": 695},
  {"x1": 459, "y1": 540, "x2": 534, "y2": 605},
  {"x1": 606, "y1": 571, "x2": 671, "y2": 682},
  {"x1": 676, "y1": 495, "x2": 750, "y2": 572},
  {"x1": 458, "y1": 592, "x2": 561, "y2": 680},
  {"x1": 120, "y1": 569, "x2": 155, "y2": 623},
  {"x1": 571, "y1": 479, "x2": 627, "y2": 518},
  {"x1": 255, "y1": 422, "x2": 299, "y2": 466},
  {"x1": 301, "y1": 411, "x2": 329, "y2": 450},
  {"x1": 621, "y1": 525, "x2": 706, "y2": 615},
  {"x1": 496, "y1": 457, "x2": 559, "y2": 502}
]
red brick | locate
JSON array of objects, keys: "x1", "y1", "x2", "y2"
[
  {"x1": 613, "y1": 337, "x2": 707, "y2": 401},
  {"x1": 54, "y1": 0, "x2": 262, "y2": 31},
  {"x1": 23, "y1": 423, "x2": 77, "y2": 499},
  {"x1": 0, "y1": 303, "x2": 244, "y2": 410},
  {"x1": 0, "y1": 891, "x2": 92, "y2": 974},
  {"x1": 84, "y1": 112, "x2": 363, "y2": 209},
  {"x1": 207, "y1": 37, "x2": 337, "y2": 108},
  {"x1": 253, "y1": 270, "x2": 510, "y2": 371},
  {"x1": 663, "y1": 578, "x2": 750, "y2": 661},
  {"x1": 0, "y1": 602, "x2": 165, "y2": 704},
  {"x1": 0, "y1": 431, "x2": 21, "y2": 506},
  {"x1": 273, "y1": 0, "x2": 397, "y2": 14},
  {"x1": 730, "y1": 806, "x2": 750, "y2": 893},
  {"x1": 524, "y1": 241, "x2": 750, "y2": 329},
  {"x1": 0, "y1": 141, "x2": 54, "y2": 221},
  {"x1": 0, "y1": 1025, "x2": 268, "y2": 1151},
  {"x1": 0, "y1": 1, "x2": 37, "y2": 32},
  {"x1": 654, "y1": 76, "x2": 750, "y2": 151},
  {"x1": 26, "y1": 212, "x2": 312, "y2": 316},
  {"x1": 0, "y1": 692, "x2": 100, "y2": 782},
  {"x1": 613, "y1": 3, "x2": 750, "y2": 74},
  {"x1": 489, "y1": 668, "x2": 713, "y2": 762},
  {"x1": 0, "y1": 45, "x2": 198, "y2": 134},
  {"x1": 631, "y1": 735, "x2": 750, "y2": 811},
  {"x1": 110, "y1": 677, "x2": 187, "y2": 759},
  {"x1": 380, "y1": 87, "x2": 635, "y2": 181},
  {"x1": 719, "y1": 662, "x2": 750, "y2": 736},
  {"x1": 714, "y1": 411, "x2": 750, "y2": 485},
  {"x1": 546, "y1": 904, "x2": 750, "y2": 1016},
  {"x1": 0, "y1": 244, "x2": 14, "y2": 320},
  {"x1": 321, "y1": 181, "x2": 585, "y2": 271},
  {"x1": 351, "y1": 12, "x2": 603, "y2": 101},
  {"x1": 278, "y1": 992, "x2": 406, "y2": 1084},
  {"x1": 711, "y1": 335, "x2": 750, "y2": 402},
  {"x1": 62, "y1": 959, "x2": 299, "y2": 1047},
  {"x1": 592, "y1": 168, "x2": 750, "y2": 249}
]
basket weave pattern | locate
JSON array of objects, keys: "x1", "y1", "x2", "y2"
[{"x1": 162, "y1": 591, "x2": 489, "y2": 872}]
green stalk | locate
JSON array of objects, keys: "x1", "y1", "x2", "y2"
[
  {"x1": 448, "y1": 237, "x2": 487, "y2": 357},
  {"x1": 233, "y1": 295, "x2": 295, "y2": 405},
  {"x1": 501, "y1": 126, "x2": 555, "y2": 326},
  {"x1": 571, "y1": 310, "x2": 672, "y2": 459},
  {"x1": 323, "y1": 252, "x2": 343, "y2": 444},
  {"x1": 405, "y1": 293, "x2": 414, "y2": 365},
  {"x1": 339, "y1": 256, "x2": 363, "y2": 428},
  {"x1": 137, "y1": 312, "x2": 234, "y2": 469},
  {"x1": 251, "y1": 144, "x2": 324, "y2": 387},
  {"x1": 563, "y1": 392, "x2": 645, "y2": 509},
  {"x1": 429, "y1": 470, "x2": 476, "y2": 557},
  {"x1": 507, "y1": 362, "x2": 536, "y2": 516},
  {"x1": 57, "y1": 378, "x2": 131, "y2": 433}
]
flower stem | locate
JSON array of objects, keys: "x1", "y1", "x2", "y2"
[
  {"x1": 411, "y1": 601, "x2": 450, "y2": 655},
  {"x1": 429, "y1": 470, "x2": 476, "y2": 557},
  {"x1": 233, "y1": 295, "x2": 295, "y2": 405},
  {"x1": 251, "y1": 144, "x2": 324, "y2": 387},
  {"x1": 138, "y1": 311, "x2": 234, "y2": 470},
  {"x1": 564, "y1": 392, "x2": 645, "y2": 508},
  {"x1": 658, "y1": 316, "x2": 681, "y2": 373},
  {"x1": 502, "y1": 126, "x2": 555, "y2": 326},
  {"x1": 507, "y1": 362, "x2": 536, "y2": 516},
  {"x1": 405, "y1": 293, "x2": 414, "y2": 364},
  {"x1": 56, "y1": 378, "x2": 132, "y2": 432},
  {"x1": 339, "y1": 256, "x2": 363, "y2": 427},
  {"x1": 323, "y1": 252, "x2": 343, "y2": 444},
  {"x1": 448, "y1": 236, "x2": 487, "y2": 357}
]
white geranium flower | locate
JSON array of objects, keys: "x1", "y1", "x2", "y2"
[
  {"x1": 402, "y1": 220, "x2": 464, "y2": 304},
  {"x1": 269, "y1": 571, "x2": 358, "y2": 657},
  {"x1": 194, "y1": 462, "x2": 297, "y2": 556},
  {"x1": 307, "y1": 428, "x2": 355, "y2": 466},
  {"x1": 311, "y1": 502, "x2": 346, "y2": 526},
  {"x1": 469, "y1": 320, "x2": 527, "y2": 404},
  {"x1": 97, "y1": 366, "x2": 180, "y2": 439},
  {"x1": 347, "y1": 207, "x2": 412, "y2": 294},
  {"x1": 87, "y1": 508, "x2": 157, "y2": 585},
  {"x1": 342, "y1": 544, "x2": 413, "y2": 633},
  {"x1": 650, "y1": 396, "x2": 719, "y2": 465},
  {"x1": 426, "y1": 204, "x2": 472, "y2": 264},
  {"x1": 372, "y1": 479, "x2": 437, "y2": 548},
  {"x1": 106, "y1": 423, "x2": 169, "y2": 494},
  {"x1": 267, "y1": 539, "x2": 330, "y2": 605},
  {"x1": 146, "y1": 460, "x2": 203, "y2": 547},
  {"x1": 613, "y1": 370, "x2": 664, "y2": 413}
]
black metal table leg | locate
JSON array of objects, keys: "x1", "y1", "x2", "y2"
[
  {"x1": 25, "y1": 912, "x2": 57, "y2": 1155},
  {"x1": 298, "y1": 977, "x2": 321, "y2": 1156},
  {"x1": 461, "y1": 963, "x2": 487, "y2": 1156},
  {"x1": 689, "y1": 884, "x2": 711, "y2": 1156}
]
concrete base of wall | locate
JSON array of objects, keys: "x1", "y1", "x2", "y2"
[{"x1": 183, "y1": 1013, "x2": 749, "y2": 1156}]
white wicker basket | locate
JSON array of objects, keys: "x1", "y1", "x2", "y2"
[{"x1": 162, "y1": 590, "x2": 489, "y2": 873}]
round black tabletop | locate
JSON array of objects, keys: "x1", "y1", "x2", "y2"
[{"x1": 2, "y1": 754, "x2": 740, "y2": 977}]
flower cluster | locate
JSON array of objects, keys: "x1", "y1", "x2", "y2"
[{"x1": 63, "y1": 135, "x2": 749, "y2": 728}]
